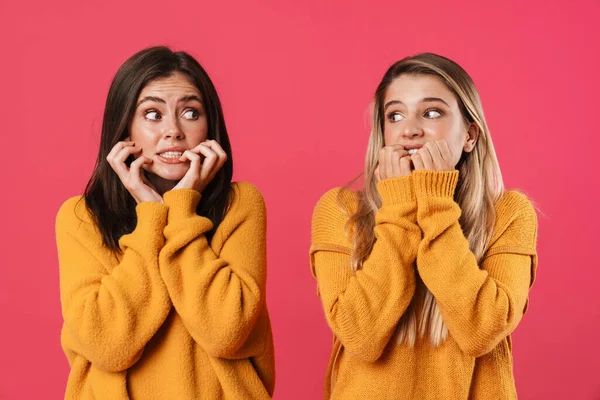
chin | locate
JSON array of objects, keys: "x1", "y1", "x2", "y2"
[{"x1": 151, "y1": 165, "x2": 188, "y2": 181}]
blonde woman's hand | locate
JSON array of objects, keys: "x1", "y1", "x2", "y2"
[
  {"x1": 172, "y1": 140, "x2": 227, "y2": 193},
  {"x1": 412, "y1": 140, "x2": 454, "y2": 171},
  {"x1": 375, "y1": 145, "x2": 412, "y2": 182},
  {"x1": 106, "y1": 140, "x2": 163, "y2": 204}
]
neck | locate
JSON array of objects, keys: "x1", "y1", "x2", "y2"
[{"x1": 146, "y1": 173, "x2": 177, "y2": 195}]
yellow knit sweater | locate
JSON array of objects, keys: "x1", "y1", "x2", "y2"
[
  {"x1": 56, "y1": 182, "x2": 275, "y2": 399},
  {"x1": 310, "y1": 170, "x2": 538, "y2": 400}
]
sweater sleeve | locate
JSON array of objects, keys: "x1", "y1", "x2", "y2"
[
  {"x1": 413, "y1": 170, "x2": 538, "y2": 357},
  {"x1": 56, "y1": 197, "x2": 172, "y2": 372},
  {"x1": 158, "y1": 183, "x2": 268, "y2": 359},
  {"x1": 309, "y1": 177, "x2": 421, "y2": 362}
]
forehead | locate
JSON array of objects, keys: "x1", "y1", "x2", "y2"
[
  {"x1": 138, "y1": 73, "x2": 201, "y2": 98},
  {"x1": 384, "y1": 74, "x2": 457, "y2": 106}
]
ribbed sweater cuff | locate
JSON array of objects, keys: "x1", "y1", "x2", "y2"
[
  {"x1": 413, "y1": 170, "x2": 459, "y2": 198},
  {"x1": 163, "y1": 189, "x2": 201, "y2": 221},
  {"x1": 134, "y1": 201, "x2": 168, "y2": 232},
  {"x1": 119, "y1": 202, "x2": 168, "y2": 250},
  {"x1": 377, "y1": 176, "x2": 415, "y2": 205}
]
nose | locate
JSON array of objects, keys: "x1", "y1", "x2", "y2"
[
  {"x1": 401, "y1": 116, "x2": 424, "y2": 139},
  {"x1": 163, "y1": 116, "x2": 184, "y2": 140}
]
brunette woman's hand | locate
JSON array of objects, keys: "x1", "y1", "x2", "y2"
[
  {"x1": 172, "y1": 140, "x2": 227, "y2": 193},
  {"x1": 107, "y1": 140, "x2": 163, "y2": 204},
  {"x1": 375, "y1": 144, "x2": 412, "y2": 182}
]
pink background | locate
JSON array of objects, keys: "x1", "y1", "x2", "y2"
[{"x1": 1, "y1": 0, "x2": 599, "y2": 399}]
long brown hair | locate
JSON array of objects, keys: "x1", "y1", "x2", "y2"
[
  {"x1": 84, "y1": 46, "x2": 233, "y2": 251},
  {"x1": 345, "y1": 53, "x2": 504, "y2": 346}
]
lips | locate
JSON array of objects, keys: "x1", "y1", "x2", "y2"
[
  {"x1": 157, "y1": 151, "x2": 183, "y2": 159},
  {"x1": 402, "y1": 144, "x2": 423, "y2": 155},
  {"x1": 156, "y1": 147, "x2": 188, "y2": 164}
]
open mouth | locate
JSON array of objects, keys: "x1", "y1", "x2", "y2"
[
  {"x1": 157, "y1": 151, "x2": 183, "y2": 159},
  {"x1": 407, "y1": 149, "x2": 419, "y2": 155}
]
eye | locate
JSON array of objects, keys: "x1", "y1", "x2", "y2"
[
  {"x1": 388, "y1": 112, "x2": 404, "y2": 122},
  {"x1": 145, "y1": 110, "x2": 161, "y2": 121},
  {"x1": 424, "y1": 109, "x2": 443, "y2": 119},
  {"x1": 183, "y1": 109, "x2": 200, "y2": 120}
]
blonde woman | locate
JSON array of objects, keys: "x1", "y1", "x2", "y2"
[{"x1": 310, "y1": 53, "x2": 538, "y2": 399}]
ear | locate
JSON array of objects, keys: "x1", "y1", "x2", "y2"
[{"x1": 463, "y1": 123, "x2": 479, "y2": 153}]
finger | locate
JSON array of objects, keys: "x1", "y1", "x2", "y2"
[
  {"x1": 188, "y1": 143, "x2": 205, "y2": 155},
  {"x1": 201, "y1": 140, "x2": 225, "y2": 153},
  {"x1": 374, "y1": 166, "x2": 381, "y2": 183},
  {"x1": 129, "y1": 156, "x2": 153, "y2": 183},
  {"x1": 425, "y1": 142, "x2": 443, "y2": 169},
  {"x1": 130, "y1": 158, "x2": 162, "y2": 204},
  {"x1": 412, "y1": 152, "x2": 424, "y2": 170},
  {"x1": 391, "y1": 149, "x2": 408, "y2": 177},
  {"x1": 400, "y1": 155, "x2": 412, "y2": 176},
  {"x1": 113, "y1": 145, "x2": 142, "y2": 173},
  {"x1": 114, "y1": 145, "x2": 142, "y2": 163},
  {"x1": 181, "y1": 149, "x2": 202, "y2": 169},
  {"x1": 197, "y1": 142, "x2": 224, "y2": 171},
  {"x1": 378, "y1": 148, "x2": 387, "y2": 180},
  {"x1": 106, "y1": 140, "x2": 135, "y2": 163},
  {"x1": 417, "y1": 146, "x2": 434, "y2": 170},
  {"x1": 385, "y1": 146, "x2": 396, "y2": 180},
  {"x1": 177, "y1": 150, "x2": 201, "y2": 189},
  {"x1": 201, "y1": 140, "x2": 228, "y2": 168},
  {"x1": 195, "y1": 145, "x2": 219, "y2": 180},
  {"x1": 391, "y1": 152, "x2": 400, "y2": 178},
  {"x1": 387, "y1": 143, "x2": 405, "y2": 151},
  {"x1": 110, "y1": 146, "x2": 142, "y2": 180},
  {"x1": 436, "y1": 140, "x2": 452, "y2": 164}
]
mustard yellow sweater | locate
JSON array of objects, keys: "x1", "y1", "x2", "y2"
[
  {"x1": 310, "y1": 171, "x2": 538, "y2": 400},
  {"x1": 56, "y1": 182, "x2": 274, "y2": 399}
]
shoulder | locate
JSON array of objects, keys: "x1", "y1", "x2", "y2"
[
  {"x1": 227, "y1": 182, "x2": 266, "y2": 220},
  {"x1": 56, "y1": 196, "x2": 93, "y2": 233},
  {"x1": 311, "y1": 187, "x2": 359, "y2": 246},
  {"x1": 230, "y1": 181, "x2": 265, "y2": 208},
  {"x1": 313, "y1": 187, "x2": 359, "y2": 219},
  {"x1": 494, "y1": 190, "x2": 537, "y2": 226},
  {"x1": 232, "y1": 181, "x2": 264, "y2": 203},
  {"x1": 55, "y1": 195, "x2": 106, "y2": 251},
  {"x1": 489, "y1": 190, "x2": 538, "y2": 250},
  {"x1": 208, "y1": 182, "x2": 266, "y2": 246}
]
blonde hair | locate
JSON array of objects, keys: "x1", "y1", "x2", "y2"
[{"x1": 342, "y1": 53, "x2": 505, "y2": 347}]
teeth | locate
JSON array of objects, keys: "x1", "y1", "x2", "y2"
[
  {"x1": 159, "y1": 151, "x2": 183, "y2": 158},
  {"x1": 407, "y1": 149, "x2": 418, "y2": 155}
]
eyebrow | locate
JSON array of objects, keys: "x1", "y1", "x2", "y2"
[
  {"x1": 136, "y1": 95, "x2": 203, "y2": 107},
  {"x1": 383, "y1": 97, "x2": 450, "y2": 111}
]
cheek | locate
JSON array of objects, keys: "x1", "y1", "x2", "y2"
[
  {"x1": 440, "y1": 134, "x2": 462, "y2": 162},
  {"x1": 130, "y1": 123, "x2": 160, "y2": 152},
  {"x1": 185, "y1": 119, "x2": 209, "y2": 144},
  {"x1": 437, "y1": 120, "x2": 467, "y2": 154},
  {"x1": 129, "y1": 117, "x2": 144, "y2": 140},
  {"x1": 383, "y1": 123, "x2": 400, "y2": 146},
  {"x1": 426, "y1": 120, "x2": 454, "y2": 140},
  {"x1": 451, "y1": 143, "x2": 464, "y2": 165}
]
